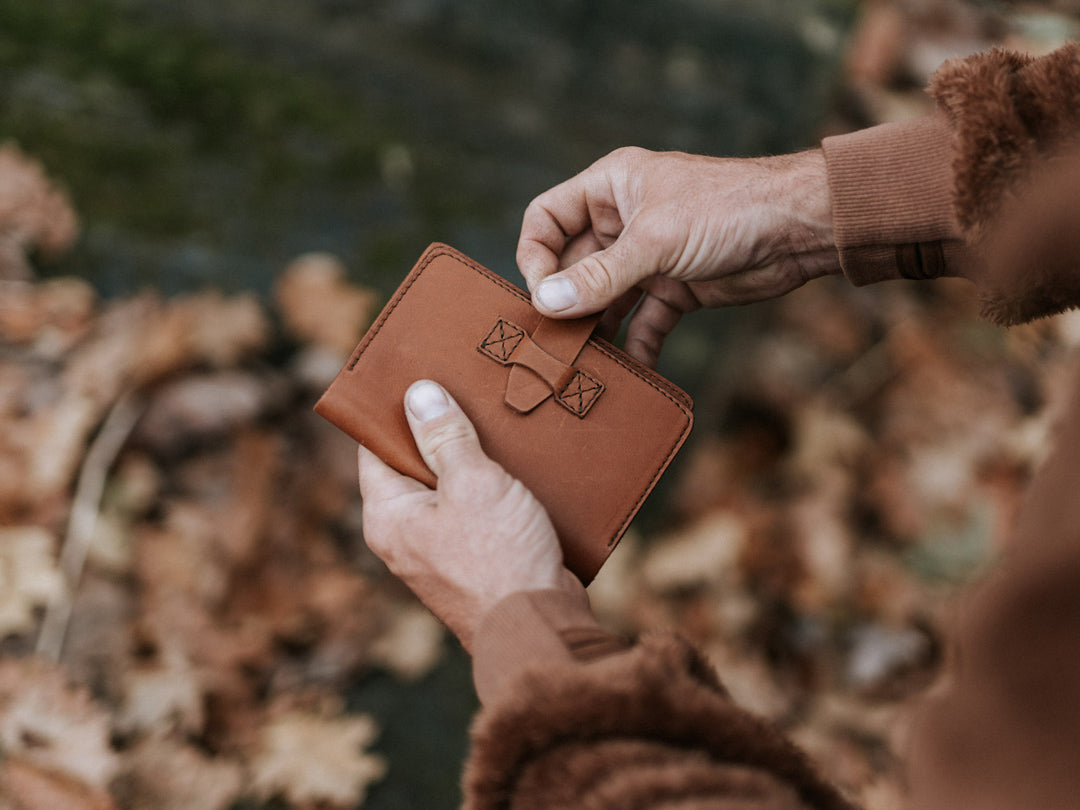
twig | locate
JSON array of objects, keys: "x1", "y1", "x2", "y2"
[{"x1": 36, "y1": 391, "x2": 145, "y2": 662}]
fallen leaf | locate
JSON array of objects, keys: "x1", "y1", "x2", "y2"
[
  {"x1": 368, "y1": 604, "x2": 446, "y2": 682},
  {"x1": 248, "y1": 709, "x2": 386, "y2": 808},
  {"x1": 111, "y1": 735, "x2": 243, "y2": 810},
  {"x1": 274, "y1": 253, "x2": 376, "y2": 357},
  {"x1": 0, "y1": 144, "x2": 79, "y2": 278},
  {"x1": 640, "y1": 511, "x2": 747, "y2": 593},
  {"x1": 133, "y1": 372, "x2": 281, "y2": 453},
  {"x1": 116, "y1": 648, "x2": 205, "y2": 737},
  {"x1": 0, "y1": 526, "x2": 64, "y2": 639},
  {"x1": 0, "y1": 658, "x2": 118, "y2": 790},
  {"x1": 173, "y1": 290, "x2": 270, "y2": 369},
  {"x1": 0, "y1": 757, "x2": 115, "y2": 810}
]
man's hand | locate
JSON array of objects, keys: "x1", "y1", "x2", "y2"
[
  {"x1": 357, "y1": 380, "x2": 585, "y2": 650},
  {"x1": 517, "y1": 147, "x2": 839, "y2": 366}
]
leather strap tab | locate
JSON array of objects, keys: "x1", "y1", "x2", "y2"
[
  {"x1": 506, "y1": 336, "x2": 579, "y2": 399},
  {"x1": 479, "y1": 317, "x2": 603, "y2": 418},
  {"x1": 505, "y1": 314, "x2": 600, "y2": 413}
]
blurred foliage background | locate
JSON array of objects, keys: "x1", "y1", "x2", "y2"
[
  {"x1": 1, "y1": 0, "x2": 851, "y2": 298},
  {"x1": 3, "y1": 2, "x2": 1078, "y2": 809}
]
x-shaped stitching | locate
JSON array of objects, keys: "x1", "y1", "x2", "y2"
[
  {"x1": 480, "y1": 320, "x2": 524, "y2": 360},
  {"x1": 479, "y1": 319, "x2": 603, "y2": 417},
  {"x1": 559, "y1": 372, "x2": 603, "y2": 415}
]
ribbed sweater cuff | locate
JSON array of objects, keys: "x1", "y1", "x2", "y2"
[
  {"x1": 472, "y1": 589, "x2": 628, "y2": 705},
  {"x1": 822, "y1": 113, "x2": 966, "y2": 286}
]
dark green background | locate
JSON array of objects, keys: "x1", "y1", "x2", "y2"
[{"x1": 0, "y1": 2, "x2": 855, "y2": 806}]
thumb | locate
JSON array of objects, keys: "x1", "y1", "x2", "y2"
[
  {"x1": 532, "y1": 228, "x2": 661, "y2": 317},
  {"x1": 404, "y1": 380, "x2": 487, "y2": 480}
]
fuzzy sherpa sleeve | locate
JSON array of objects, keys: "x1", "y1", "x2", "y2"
[
  {"x1": 930, "y1": 42, "x2": 1080, "y2": 324},
  {"x1": 463, "y1": 633, "x2": 858, "y2": 810},
  {"x1": 823, "y1": 42, "x2": 1080, "y2": 324}
]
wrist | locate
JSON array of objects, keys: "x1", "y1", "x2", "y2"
[{"x1": 780, "y1": 149, "x2": 838, "y2": 263}]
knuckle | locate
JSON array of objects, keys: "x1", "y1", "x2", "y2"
[
  {"x1": 576, "y1": 253, "x2": 618, "y2": 298},
  {"x1": 361, "y1": 509, "x2": 394, "y2": 556},
  {"x1": 609, "y1": 145, "x2": 651, "y2": 167},
  {"x1": 522, "y1": 195, "x2": 547, "y2": 223},
  {"x1": 444, "y1": 458, "x2": 506, "y2": 501},
  {"x1": 422, "y1": 419, "x2": 475, "y2": 460}
]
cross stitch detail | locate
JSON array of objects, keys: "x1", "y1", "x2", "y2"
[
  {"x1": 478, "y1": 319, "x2": 604, "y2": 417},
  {"x1": 480, "y1": 319, "x2": 525, "y2": 362},
  {"x1": 558, "y1": 371, "x2": 603, "y2": 417}
]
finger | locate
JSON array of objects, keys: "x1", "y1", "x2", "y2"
[
  {"x1": 357, "y1": 445, "x2": 427, "y2": 503},
  {"x1": 403, "y1": 380, "x2": 488, "y2": 481},
  {"x1": 638, "y1": 275, "x2": 703, "y2": 313},
  {"x1": 558, "y1": 567, "x2": 590, "y2": 607},
  {"x1": 531, "y1": 225, "x2": 663, "y2": 318},
  {"x1": 624, "y1": 295, "x2": 686, "y2": 368},
  {"x1": 517, "y1": 175, "x2": 595, "y2": 289},
  {"x1": 560, "y1": 230, "x2": 605, "y2": 270},
  {"x1": 692, "y1": 259, "x2": 814, "y2": 307},
  {"x1": 597, "y1": 286, "x2": 644, "y2": 342},
  {"x1": 624, "y1": 278, "x2": 701, "y2": 367}
]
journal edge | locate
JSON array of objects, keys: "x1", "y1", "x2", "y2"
[{"x1": 313, "y1": 242, "x2": 695, "y2": 556}]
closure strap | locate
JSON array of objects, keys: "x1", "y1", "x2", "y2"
[{"x1": 478, "y1": 315, "x2": 603, "y2": 417}]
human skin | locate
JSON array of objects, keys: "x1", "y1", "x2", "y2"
[
  {"x1": 518, "y1": 146, "x2": 838, "y2": 367},
  {"x1": 357, "y1": 380, "x2": 585, "y2": 650},
  {"x1": 359, "y1": 148, "x2": 838, "y2": 643}
]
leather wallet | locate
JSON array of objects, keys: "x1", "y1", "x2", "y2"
[{"x1": 314, "y1": 243, "x2": 693, "y2": 582}]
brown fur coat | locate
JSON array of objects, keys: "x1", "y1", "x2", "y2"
[
  {"x1": 930, "y1": 42, "x2": 1080, "y2": 323},
  {"x1": 465, "y1": 634, "x2": 856, "y2": 810}
]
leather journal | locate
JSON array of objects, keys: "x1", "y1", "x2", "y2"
[{"x1": 314, "y1": 243, "x2": 693, "y2": 582}]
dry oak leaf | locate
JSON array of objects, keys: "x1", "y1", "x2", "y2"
[
  {"x1": 368, "y1": 603, "x2": 446, "y2": 682},
  {"x1": 116, "y1": 648, "x2": 205, "y2": 737},
  {"x1": 0, "y1": 143, "x2": 79, "y2": 281},
  {"x1": 111, "y1": 734, "x2": 243, "y2": 810},
  {"x1": 0, "y1": 526, "x2": 64, "y2": 638},
  {"x1": 165, "y1": 291, "x2": 270, "y2": 369},
  {"x1": 640, "y1": 511, "x2": 748, "y2": 593},
  {"x1": 274, "y1": 252, "x2": 376, "y2": 358},
  {"x1": 0, "y1": 757, "x2": 116, "y2": 810},
  {"x1": 0, "y1": 658, "x2": 119, "y2": 790},
  {"x1": 249, "y1": 710, "x2": 387, "y2": 808},
  {"x1": 0, "y1": 277, "x2": 96, "y2": 353},
  {"x1": 23, "y1": 394, "x2": 100, "y2": 507}
]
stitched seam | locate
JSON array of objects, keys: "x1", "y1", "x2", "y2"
[
  {"x1": 587, "y1": 340, "x2": 692, "y2": 545},
  {"x1": 356, "y1": 245, "x2": 688, "y2": 405},
  {"x1": 556, "y1": 371, "x2": 604, "y2": 417},
  {"x1": 346, "y1": 247, "x2": 449, "y2": 369},
  {"x1": 346, "y1": 245, "x2": 692, "y2": 549},
  {"x1": 479, "y1": 319, "x2": 525, "y2": 362}
]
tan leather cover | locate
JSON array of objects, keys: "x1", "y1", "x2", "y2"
[{"x1": 314, "y1": 243, "x2": 693, "y2": 582}]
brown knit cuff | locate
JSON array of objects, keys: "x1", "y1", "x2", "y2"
[
  {"x1": 472, "y1": 589, "x2": 628, "y2": 705},
  {"x1": 822, "y1": 114, "x2": 968, "y2": 286}
]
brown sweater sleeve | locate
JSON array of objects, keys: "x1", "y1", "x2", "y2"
[
  {"x1": 823, "y1": 41, "x2": 1080, "y2": 325},
  {"x1": 904, "y1": 366, "x2": 1080, "y2": 810},
  {"x1": 821, "y1": 113, "x2": 974, "y2": 286},
  {"x1": 466, "y1": 623, "x2": 856, "y2": 810},
  {"x1": 471, "y1": 589, "x2": 629, "y2": 706}
]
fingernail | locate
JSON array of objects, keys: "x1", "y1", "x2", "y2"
[
  {"x1": 406, "y1": 381, "x2": 449, "y2": 422},
  {"x1": 536, "y1": 277, "x2": 578, "y2": 312}
]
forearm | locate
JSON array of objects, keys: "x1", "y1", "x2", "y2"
[{"x1": 758, "y1": 148, "x2": 838, "y2": 270}]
